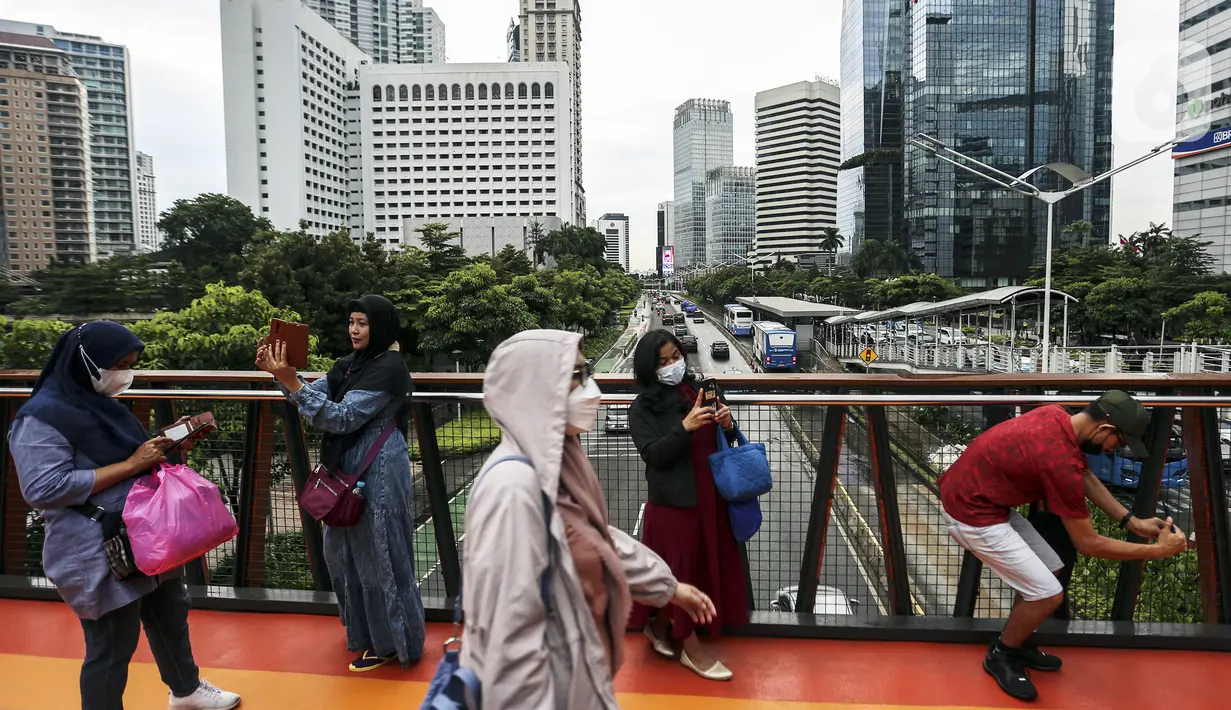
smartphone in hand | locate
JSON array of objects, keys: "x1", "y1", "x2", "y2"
[
  {"x1": 698, "y1": 378, "x2": 723, "y2": 411},
  {"x1": 159, "y1": 412, "x2": 216, "y2": 449}
]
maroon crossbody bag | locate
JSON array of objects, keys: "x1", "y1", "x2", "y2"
[{"x1": 299, "y1": 420, "x2": 397, "y2": 527}]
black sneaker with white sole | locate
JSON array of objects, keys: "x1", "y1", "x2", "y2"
[
  {"x1": 1017, "y1": 641, "x2": 1062, "y2": 672},
  {"x1": 983, "y1": 646, "x2": 1038, "y2": 701}
]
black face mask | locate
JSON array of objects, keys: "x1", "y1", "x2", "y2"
[{"x1": 1079, "y1": 427, "x2": 1116, "y2": 456}]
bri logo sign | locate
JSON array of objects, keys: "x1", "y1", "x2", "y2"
[{"x1": 1172, "y1": 128, "x2": 1231, "y2": 159}]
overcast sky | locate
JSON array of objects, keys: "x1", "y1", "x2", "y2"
[{"x1": 0, "y1": 0, "x2": 1183, "y2": 271}]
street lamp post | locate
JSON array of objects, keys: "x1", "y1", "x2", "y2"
[
  {"x1": 908, "y1": 133, "x2": 1197, "y2": 372},
  {"x1": 451, "y1": 350, "x2": 463, "y2": 419}
]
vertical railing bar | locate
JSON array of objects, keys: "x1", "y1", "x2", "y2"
[
  {"x1": 413, "y1": 401, "x2": 462, "y2": 602},
  {"x1": 1199, "y1": 406, "x2": 1231, "y2": 623},
  {"x1": 797, "y1": 404, "x2": 846, "y2": 613},
  {"x1": 278, "y1": 401, "x2": 331, "y2": 592},
  {"x1": 865, "y1": 404, "x2": 913, "y2": 616},
  {"x1": 0, "y1": 399, "x2": 11, "y2": 572},
  {"x1": 1181, "y1": 404, "x2": 1221, "y2": 623},
  {"x1": 1111, "y1": 403, "x2": 1176, "y2": 621},
  {"x1": 234, "y1": 400, "x2": 261, "y2": 589}
]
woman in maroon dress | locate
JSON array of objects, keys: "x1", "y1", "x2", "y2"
[{"x1": 627, "y1": 329, "x2": 749, "y2": 681}]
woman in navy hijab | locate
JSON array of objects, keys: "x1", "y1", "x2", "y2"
[{"x1": 10, "y1": 322, "x2": 241, "y2": 710}]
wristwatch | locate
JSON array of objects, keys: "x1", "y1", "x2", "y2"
[{"x1": 1119, "y1": 511, "x2": 1134, "y2": 529}]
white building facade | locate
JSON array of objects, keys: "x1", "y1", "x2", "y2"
[
  {"x1": 222, "y1": 0, "x2": 372, "y2": 237},
  {"x1": 517, "y1": 0, "x2": 584, "y2": 225},
  {"x1": 1174, "y1": 0, "x2": 1231, "y2": 272},
  {"x1": 356, "y1": 62, "x2": 576, "y2": 255},
  {"x1": 594, "y1": 212, "x2": 629, "y2": 271},
  {"x1": 134, "y1": 151, "x2": 161, "y2": 252},
  {"x1": 673, "y1": 98, "x2": 734, "y2": 268},
  {"x1": 0, "y1": 20, "x2": 137, "y2": 260},
  {"x1": 753, "y1": 79, "x2": 841, "y2": 267},
  {"x1": 301, "y1": 0, "x2": 444, "y2": 64}
]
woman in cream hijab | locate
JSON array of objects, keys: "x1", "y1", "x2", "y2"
[{"x1": 460, "y1": 329, "x2": 715, "y2": 709}]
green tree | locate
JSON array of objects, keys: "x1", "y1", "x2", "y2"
[
  {"x1": 866, "y1": 274, "x2": 964, "y2": 309},
  {"x1": 414, "y1": 222, "x2": 468, "y2": 277},
  {"x1": 539, "y1": 224, "x2": 607, "y2": 271},
  {"x1": 1061, "y1": 219, "x2": 1093, "y2": 249},
  {"x1": 239, "y1": 229, "x2": 398, "y2": 356},
  {"x1": 33, "y1": 255, "x2": 170, "y2": 315},
  {"x1": 1083, "y1": 277, "x2": 1160, "y2": 338},
  {"x1": 1163, "y1": 291, "x2": 1231, "y2": 343},
  {"x1": 491, "y1": 244, "x2": 533, "y2": 279},
  {"x1": 418, "y1": 263, "x2": 537, "y2": 365},
  {"x1": 819, "y1": 227, "x2": 845, "y2": 276},
  {"x1": 0, "y1": 317, "x2": 73, "y2": 368},
  {"x1": 508, "y1": 272, "x2": 562, "y2": 328},
  {"x1": 158, "y1": 193, "x2": 272, "y2": 276}
]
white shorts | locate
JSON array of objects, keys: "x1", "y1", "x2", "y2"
[{"x1": 943, "y1": 509, "x2": 1065, "y2": 602}]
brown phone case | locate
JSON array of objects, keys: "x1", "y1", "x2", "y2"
[
  {"x1": 269, "y1": 319, "x2": 310, "y2": 369},
  {"x1": 159, "y1": 412, "x2": 217, "y2": 448}
]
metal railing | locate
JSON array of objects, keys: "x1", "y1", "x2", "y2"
[
  {"x1": 824, "y1": 336, "x2": 1231, "y2": 375},
  {"x1": 1, "y1": 370, "x2": 1230, "y2": 650}
]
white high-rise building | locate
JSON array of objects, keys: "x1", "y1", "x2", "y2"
[
  {"x1": 517, "y1": 0, "x2": 584, "y2": 225},
  {"x1": 0, "y1": 20, "x2": 137, "y2": 260},
  {"x1": 1174, "y1": 0, "x2": 1231, "y2": 272},
  {"x1": 753, "y1": 79, "x2": 841, "y2": 267},
  {"x1": 301, "y1": 0, "x2": 444, "y2": 64},
  {"x1": 0, "y1": 31, "x2": 95, "y2": 271},
  {"x1": 357, "y1": 63, "x2": 577, "y2": 256},
  {"x1": 673, "y1": 99, "x2": 734, "y2": 268},
  {"x1": 135, "y1": 152, "x2": 162, "y2": 253},
  {"x1": 594, "y1": 212, "x2": 629, "y2": 271},
  {"x1": 221, "y1": 0, "x2": 372, "y2": 237}
]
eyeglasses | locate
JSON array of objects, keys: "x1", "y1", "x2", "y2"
[{"x1": 572, "y1": 361, "x2": 592, "y2": 385}]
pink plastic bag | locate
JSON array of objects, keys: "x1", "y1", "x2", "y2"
[{"x1": 123, "y1": 464, "x2": 238, "y2": 576}]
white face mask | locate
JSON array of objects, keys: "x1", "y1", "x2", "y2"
[
  {"x1": 81, "y1": 347, "x2": 135, "y2": 398},
  {"x1": 656, "y1": 358, "x2": 687, "y2": 386},
  {"x1": 566, "y1": 377, "x2": 602, "y2": 433}
]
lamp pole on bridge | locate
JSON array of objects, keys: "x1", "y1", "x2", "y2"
[{"x1": 908, "y1": 132, "x2": 1196, "y2": 373}]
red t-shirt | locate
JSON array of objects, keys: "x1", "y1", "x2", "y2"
[{"x1": 938, "y1": 405, "x2": 1090, "y2": 526}]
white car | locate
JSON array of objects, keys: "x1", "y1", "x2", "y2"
[
  {"x1": 603, "y1": 405, "x2": 630, "y2": 434},
  {"x1": 769, "y1": 585, "x2": 857, "y2": 615},
  {"x1": 937, "y1": 327, "x2": 967, "y2": 345}
]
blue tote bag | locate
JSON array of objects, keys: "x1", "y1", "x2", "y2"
[
  {"x1": 707, "y1": 426, "x2": 772, "y2": 502},
  {"x1": 420, "y1": 455, "x2": 555, "y2": 710}
]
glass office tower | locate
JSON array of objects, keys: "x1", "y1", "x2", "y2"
[{"x1": 900, "y1": 0, "x2": 1114, "y2": 287}]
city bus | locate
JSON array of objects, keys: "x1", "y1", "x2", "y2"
[
  {"x1": 723, "y1": 304, "x2": 754, "y2": 337},
  {"x1": 751, "y1": 321, "x2": 797, "y2": 371}
]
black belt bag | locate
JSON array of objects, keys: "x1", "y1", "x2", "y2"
[{"x1": 70, "y1": 504, "x2": 146, "y2": 581}]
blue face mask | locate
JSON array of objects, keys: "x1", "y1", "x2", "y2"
[{"x1": 657, "y1": 358, "x2": 686, "y2": 386}]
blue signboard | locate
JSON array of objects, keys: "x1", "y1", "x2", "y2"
[{"x1": 1172, "y1": 128, "x2": 1231, "y2": 159}]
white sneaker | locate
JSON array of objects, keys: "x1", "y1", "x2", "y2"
[{"x1": 167, "y1": 679, "x2": 241, "y2": 709}]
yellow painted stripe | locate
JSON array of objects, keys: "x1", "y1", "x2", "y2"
[{"x1": 0, "y1": 653, "x2": 1015, "y2": 710}]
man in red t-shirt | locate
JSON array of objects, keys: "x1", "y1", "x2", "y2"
[{"x1": 938, "y1": 390, "x2": 1188, "y2": 702}]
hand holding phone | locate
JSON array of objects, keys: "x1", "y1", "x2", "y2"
[{"x1": 159, "y1": 412, "x2": 216, "y2": 450}]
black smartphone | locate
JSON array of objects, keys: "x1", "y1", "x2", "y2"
[{"x1": 698, "y1": 378, "x2": 722, "y2": 411}]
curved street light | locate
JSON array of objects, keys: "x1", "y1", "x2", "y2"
[{"x1": 909, "y1": 132, "x2": 1199, "y2": 372}]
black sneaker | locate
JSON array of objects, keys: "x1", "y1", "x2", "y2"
[
  {"x1": 983, "y1": 646, "x2": 1038, "y2": 701},
  {"x1": 1017, "y1": 641, "x2": 1062, "y2": 672}
]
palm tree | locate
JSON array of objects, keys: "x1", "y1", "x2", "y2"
[
  {"x1": 1133, "y1": 222, "x2": 1173, "y2": 256},
  {"x1": 819, "y1": 227, "x2": 845, "y2": 276},
  {"x1": 1062, "y1": 219, "x2": 1093, "y2": 248}
]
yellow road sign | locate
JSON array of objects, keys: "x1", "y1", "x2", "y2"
[{"x1": 859, "y1": 346, "x2": 878, "y2": 365}]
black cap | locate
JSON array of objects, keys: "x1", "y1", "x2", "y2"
[{"x1": 1093, "y1": 390, "x2": 1150, "y2": 459}]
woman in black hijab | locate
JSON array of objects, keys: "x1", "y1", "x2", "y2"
[{"x1": 258, "y1": 295, "x2": 425, "y2": 672}]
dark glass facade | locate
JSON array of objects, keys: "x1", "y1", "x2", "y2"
[
  {"x1": 838, "y1": 0, "x2": 906, "y2": 256},
  {"x1": 901, "y1": 0, "x2": 1114, "y2": 288}
]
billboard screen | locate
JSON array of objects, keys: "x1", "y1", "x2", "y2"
[{"x1": 661, "y1": 246, "x2": 675, "y2": 277}]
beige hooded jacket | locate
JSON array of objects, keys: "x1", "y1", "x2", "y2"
[{"x1": 462, "y1": 329, "x2": 678, "y2": 710}]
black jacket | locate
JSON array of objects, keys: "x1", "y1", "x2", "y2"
[{"x1": 629, "y1": 381, "x2": 698, "y2": 508}]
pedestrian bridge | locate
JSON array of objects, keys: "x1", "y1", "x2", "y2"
[{"x1": 0, "y1": 370, "x2": 1227, "y2": 708}]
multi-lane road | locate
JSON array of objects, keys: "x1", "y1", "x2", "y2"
[{"x1": 579, "y1": 299, "x2": 882, "y2": 615}]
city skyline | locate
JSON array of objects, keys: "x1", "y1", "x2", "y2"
[{"x1": 0, "y1": 0, "x2": 1183, "y2": 272}]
